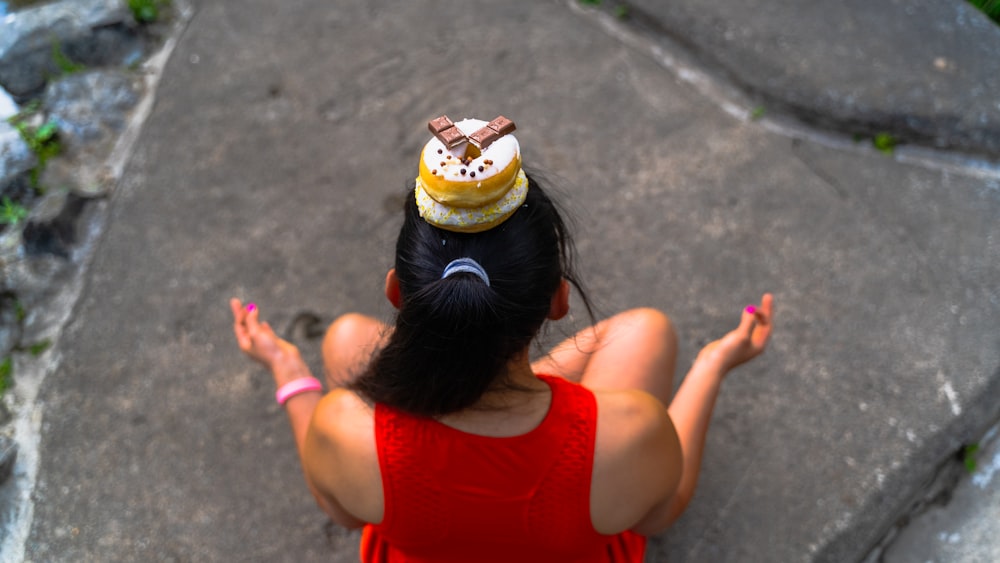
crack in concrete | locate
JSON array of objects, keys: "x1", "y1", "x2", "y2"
[{"x1": 567, "y1": 0, "x2": 1000, "y2": 180}]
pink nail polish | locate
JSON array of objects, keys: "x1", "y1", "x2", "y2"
[
  {"x1": 745, "y1": 305, "x2": 756, "y2": 315},
  {"x1": 246, "y1": 303, "x2": 256, "y2": 313}
]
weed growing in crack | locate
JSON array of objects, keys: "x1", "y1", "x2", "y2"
[
  {"x1": 129, "y1": 0, "x2": 170, "y2": 24},
  {"x1": 51, "y1": 42, "x2": 85, "y2": 75},
  {"x1": 27, "y1": 340, "x2": 51, "y2": 356},
  {"x1": 962, "y1": 443, "x2": 980, "y2": 473},
  {"x1": 0, "y1": 197, "x2": 29, "y2": 226},
  {"x1": 873, "y1": 132, "x2": 898, "y2": 155},
  {"x1": 9, "y1": 117, "x2": 60, "y2": 192},
  {"x1": 0, "y1": 357, "x2": 11, "y2": 396}
]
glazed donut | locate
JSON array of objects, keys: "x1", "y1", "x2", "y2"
[{"x1": 415, "y1": 116, "x2": 527, "y2": 233}]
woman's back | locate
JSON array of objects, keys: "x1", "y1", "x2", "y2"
[{"x1": 357, "y1": 375, "x2": 645, "y2": 563}]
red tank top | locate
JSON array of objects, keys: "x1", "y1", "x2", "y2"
[{"x1": 360, "y1": 374, "x2": 646, "y2": 563}]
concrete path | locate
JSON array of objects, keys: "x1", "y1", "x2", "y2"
[{"x1": 15, "y1": 0, "x2": 1000, "y2": 561}]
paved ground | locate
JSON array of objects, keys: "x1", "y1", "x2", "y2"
[{"x1": 11, "y1": 0, "x2": 1000, "y2": 561}]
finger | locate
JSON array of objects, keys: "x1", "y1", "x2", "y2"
[
  {"x1": 230, "y1": 298, "x2": 245, "y2": 324},
  {"x1": 751, "y1": 293, "x2": 774, "y2": 348},
  {"x1": 735, "y1": 304, "x2": 757, "y2": 339},
  {"x1": 758, "y1": 293, "x2": 774, "y2": 324}
]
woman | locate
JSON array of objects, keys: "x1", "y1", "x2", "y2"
[{"x1": 231, "y1": 116, "x2": 773, "y2": 562}]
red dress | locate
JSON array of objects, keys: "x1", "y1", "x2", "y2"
[{"x1": 360, "y1": 374, "x2": 646, "y2": 562}]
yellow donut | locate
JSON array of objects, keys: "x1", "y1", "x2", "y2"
[
  {"x1": 416, "y1": 169, "x2": 528, "y2": 233},
  {"x1": 417, "y1": 118, "x2": 522, "y2": 209}
]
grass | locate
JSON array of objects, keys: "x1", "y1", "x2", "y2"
[
  {"x1": 968, "y1": 0, "x2": 1000, "y2": 25},
  {"x1": 872, "y1": 132, "x2": 898, "y2": 155},
  {"x1": 962, "y1": 443, "x2": 980, "y2": 473},
  {"x1": 51, "y1": 42, "x2": 85, "y2": 75},
  {"x1": 27, "y1": 340, "x2": 51, "y2": 356},
  {"x1": 578, "y1": 0, "x2": 629, "y2": 18},
  {"x1": 0, "y1": 357, "x2": 11, "y2": 396},
  {"x1": 0, "y1": 197, "x2": 29, "y2": 226},
  {"x1": 129, "y1": 0, "x2": 170, "y2": 24},
  {"x1": 9, "y1": 117, "x2": 61, "y2": 191}
]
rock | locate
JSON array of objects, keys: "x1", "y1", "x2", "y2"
[
  {"x1": 0, "y1": 436, "x2": 17, "y2": 486},
  {"x1": 0, "y1": 292, "x2": 21, "y2": 361},
  {"x1": 0, "y1": 0, "x2": 137, "y2": 99},
  {"x1": 0, "y1": 401, "x2": 11, "y2": 427},
  {"x1": 43, "y1": 69, "x2": 140, "y2": 150},
  {"x1": 0, "y1": 87, "x2": 18, "y2": 120},
  {"x1": 0, "y1": 121, "x2": 36, "y2": 193},
  {"x1": 39, "y1": 69, "x2": 141, "y2": 196},
  {"x1": 0, "y1": 250, "x2": 72, "y2": 311},
  {"x1": 23, "y1": 190, "x2": 94, "y2": 259},
  {"x1": 626, "y1": 0, "x2": 1000, "y2": 156}
]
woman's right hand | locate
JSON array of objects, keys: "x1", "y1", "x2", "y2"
[{"x1": 696, "y1": 293, "x2": 774, "y2": 372}]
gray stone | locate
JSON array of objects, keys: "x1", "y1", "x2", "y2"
[
  {"x1": 0, "y1": 436, "x2": 17, "y2": 486},
  {"x1": 0, "y1": 292, "x2": 21, "y2": 360},
  {"x1": 882, "y1": 424, "x2": 1000, "y2": 563},
  {"x1": 0, "y1": 0, "x2": 135, "y2": 99},
  {"x1": 38, "y1": 69, "x2": 141, "y2": 196},
  {"x1": 23, "y1": 190, "x2": 94, "y2": 259},
  {"x1": 0, "y1": 245, "x2": 70, "y2": 310},
  {"x1": 43, "y1": 69, "x2": 140, "y2": 150},
  {"x1": 625, "y1": 0, "x2": 1000, "y2": 156},
  {"x1": 0, "y1": 87, "x2": 18, "y2": 120},
  {"x1": 0, "y1": 120, "x2": 36, "y2": 191}
]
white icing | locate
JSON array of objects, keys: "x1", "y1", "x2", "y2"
[
  {"x1": 416, "y1": 169, "x2": 529, "y2": 231},
  {"x1": 421, "y1": 118, "x2": 520, "y2": 183}
]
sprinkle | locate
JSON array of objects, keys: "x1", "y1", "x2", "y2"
[
  {"x1": 470, "y1": 172, "x2": 476, "y2": 178},
  {"x1": 484, "y1": 159, "x2": 493, "y2": 165},
  {"x1": 478, "y1": 166, "x2": 484, "y2": 172},
  {"x1": 440, "y1": 161, "x2": 446, "y2": 167},
  {"x1": 437, "y1": 148, "x2": 443, "y2": 154},
  {"x1": 460, "y1": 169, "x2": 467, "y2": 175},
  {"x1": 431, "y1": 169, "x2": 437, "y2": 175}
]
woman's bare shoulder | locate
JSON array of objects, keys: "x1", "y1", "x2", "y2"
[
  {"x1": 311, "y1": 389, "x2": 374, "y2": 437},
  {"x1": 306, "y1": 389, "x2": 383, "y2": 524},
  {"x1": 590, "y1": 388, "x2": 681, "y2": 534}
]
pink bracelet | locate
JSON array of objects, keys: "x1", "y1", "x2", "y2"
[{"x1": 275, "y1": 377, "x2": 323, "y2": 405}]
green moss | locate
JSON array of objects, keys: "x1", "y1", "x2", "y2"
[
  {"x1": 873, "y1": 132, "x2": 898, "y2": 155},
  {"x1": 0, "y1": 358, "x2": 11, "y2": 396},
  {"x1": 0, "y1": 197, "x2": 29, "y2": 226},
  {"x1": 963, "y1": 443, "x2": 980, "y2": 473},
  {"x1": 51, "y1": 42, "x2": 85, "y2": 75},
  {"x1": 10, "y1": 118, "x2": 61, "y2": 192},
  {"x1": 968, "y1": 0, "x2": 1000, "y2": 25},
  {"x1": 28, "y1": 340, "x2": 51, "y2": 356},
  {"x1": 129, "y1": 0, "x2": 170, "y2": 23}
]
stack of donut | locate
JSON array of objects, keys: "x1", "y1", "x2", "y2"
[{"x1": 415, "y1": 115, "x2": 527, "y2": 233}]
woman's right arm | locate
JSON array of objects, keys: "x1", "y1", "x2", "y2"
[{"x1": 632, "y1": 294, "x2": 773, "y2": 535}]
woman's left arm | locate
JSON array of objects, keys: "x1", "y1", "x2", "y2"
[{"x1": 230, "y1": 298, "x2": 364, "y2": 527}]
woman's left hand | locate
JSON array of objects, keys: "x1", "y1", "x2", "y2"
[{"x1": 230, "y1": 298, "x2": 303, "y2": 378}]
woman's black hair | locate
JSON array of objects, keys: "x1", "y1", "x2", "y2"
[{"x1": 350, "y1": 173, "x2": 591, "y2": 417}]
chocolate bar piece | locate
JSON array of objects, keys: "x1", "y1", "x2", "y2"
[
  {"x1": 437, "y1": 126, "x2": 467, "y2": 147},
  {"x1": 487, "y1": 116, "x2": 516, "y2": 135},
  {"x1": 428, "y1": 115, "x2": 455, "y2": 134},
  {"x1": 468, "y1": 127, "x2": 500, "y2": 149}
]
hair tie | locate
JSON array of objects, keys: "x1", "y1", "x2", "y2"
[{"x1": 442, "y1": 258, "x2": 490, "y2": 286}]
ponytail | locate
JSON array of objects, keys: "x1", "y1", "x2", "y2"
[{"x1": 350, "y1": 175, "x2": 588, "y2": 417}]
